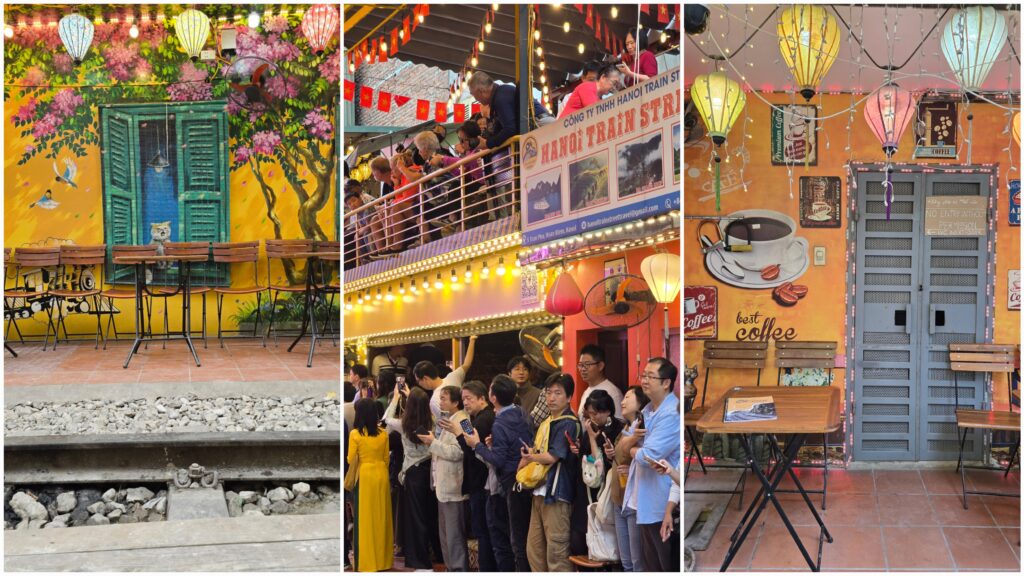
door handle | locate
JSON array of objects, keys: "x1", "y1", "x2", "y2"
[
  {"x1": 929, "y1": 305, "x2": 945, "y2": 335},
  {"x1": 894, "y1": 306, "x2": 911, "y2": 334}
]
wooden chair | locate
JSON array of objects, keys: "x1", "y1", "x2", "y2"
[
  {"x1": 264, "y1": 239, "x2": 314, "y2": 346},
  {"x1": 5, "y1": 247, "x2": 62, "y2": 350},
  {"x1": 951, "y1": 343, "x2": 1020, "y2": 509},
  {"x1": 212, "y1": 241, "x2": 266, "y2": 347},
  {"x1": 684, "y1": 341, "x2": 767, "y2": 505},
  {"x1": 50, "y1": 244, "x2": 106, "y2": 349},
  {"x1": 99, "y1": 245, "x2": 156, "y2": 349},
  {"x1": 774, "y1": 340, "x2": 838, "y2": 509},
  {"x1": 151, "y1": 242, "x2": 212, "y2": 349}
]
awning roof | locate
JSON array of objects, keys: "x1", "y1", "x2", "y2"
[{"x1": 344, "y1": 4, "x2": 679, "y2": 87}]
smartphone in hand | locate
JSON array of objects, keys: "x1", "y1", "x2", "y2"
[
  {"x1": 415, "y1": 426, "x2": 428, "y2": 436},
  {"x1": 636, "y1": 413, "x2": 646, "y2": 430},
  {"x1": 643, "y1": 455, "x2": 667, "y2": 473},
  {"x1": 460, "y1": 419, "x2": 474, "y2": 435}
]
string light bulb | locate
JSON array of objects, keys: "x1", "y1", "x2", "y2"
[
  {"x1": 478, "y1": 40, "x2": 485, "y2": 51},
  {"x1": 423, "y1": 276, "x2": 430, "y2": 290},
  {"x1": 357, "y1": 292, "x2": 364, "y2": 304},
  {"x1": 563, "y1": 21, "x2": 570, "y2": 33},
  {"x1": 539, "y1": 61, "x2": 545, "y2": 71},
  {"x1": 536, "y1": 46, "x2": 542, "y2": 57},
  {"x1": 578, "y1": 43, "x2": 585, "y2": 54},
  {"x1": 471, "y1": 56, "x2": 477, "y2": 67},
  {"x1": 450, "y1": 268, "x2": 459, "y2": 283},
  {"x1": 485, "y1": 22, "x2": 492, "y2": 34},
  {"x1": 385, "y1": 286, "x2": 395, "y2": 302},
  {"x1": 375, "y1": 288, "x2": 382, "y2": 301},
  {"x1": 435, "y1": 273, "x2": 444, "y2": 289},
  {"x1": 482, "y1": 261, "x2": 490, "y2": 278},
  {"x1": 248, "y1": 11, "x2": 260, "y2": 29},
  {"x1": 497, "y1": 257, "x2": 507, "y2": 276},
  {"x1": 660, "y1": 32, "x2": 668, "y2": 43},
  {"x1": 611, "y1": 6, "x2": 618, "y2": 19},
  {"x1": 533, "y1": 29, "x2": 540, "y2": 40},
  {"x1": 399, "y1": 282, "x2": 406, "y2": 295},
  {"x1": 345, "y1": 296, "x2": 353, "y2": 310},
  {"x1": 418, "y1": 13, "x2": 424, "y2": 24},
  {"x1": 465, "y1": 264, "x2": 473, "y2": 280},
  {"x1": 129, "y1": 24, "x2": 139, "y2": 39}
]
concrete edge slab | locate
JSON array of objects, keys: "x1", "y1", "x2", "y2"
[{"x1": 5, "y1": 380, "x2": 341, "y2": 406}]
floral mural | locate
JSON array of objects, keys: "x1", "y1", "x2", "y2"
[{"x1": 4, "y1": 4, "x2": 339, "y2": 284}]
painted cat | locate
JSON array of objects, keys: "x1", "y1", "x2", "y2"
[{"x1": 146, "y1": 221, "x2": 171, "y2": 284}]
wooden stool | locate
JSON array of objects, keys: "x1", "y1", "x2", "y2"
[
  {"x1": 773, "y1": 340, "x2": 839, "y2": 509},
  {"x1": 951, "y1": 343, "x2": 1020, "y2": 509}
]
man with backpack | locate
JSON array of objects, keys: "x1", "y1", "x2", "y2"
[{"x1": 520, "y1": 373, "x2": 581, "y2": 572}]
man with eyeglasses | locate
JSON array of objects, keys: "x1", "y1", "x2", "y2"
[
  {"x1": 619, "y1": 357, "x2": 680, "y2": 571},
  {"x1": 577, "y1": 344, "x2": 624, "y2": 420}
]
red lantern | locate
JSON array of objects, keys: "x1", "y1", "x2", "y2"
[
  {"x1": 545, "y1": 271, "x2": 584, "y2": 317},
  {"x1": 301, "y1": 5, "x2": 339, "y2": 55},
  {"x1": 863, "y1": 83, "x2": 917, "y2": 156}
]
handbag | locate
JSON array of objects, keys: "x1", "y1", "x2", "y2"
[{"x1": 586, "y1": 468, "x2": 619, "y2": 561}]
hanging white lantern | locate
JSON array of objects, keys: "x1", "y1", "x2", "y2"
[
  {"x1": 175, "y1": 8, "x2": 211, "y2": 61},
  {"x1": 640, "y1": 252, "x2": 681, "y2": 305},
  {"x1": 941, "y1": 6, "x2": 1007, "y2": 93},
  {"x1": 58, "y1": 13, "x2": 95, "y2": 64}
]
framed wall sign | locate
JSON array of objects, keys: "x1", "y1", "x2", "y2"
[
  {"x1": 771, "y1": 104, "x2": 817, "y2": 166},
  {"x1": 913, "y1": 100, "x2": 957, "y2": 159},
  {"x1": 684, "y1": 286, "x2": 717, "y2": 339},
  {"x1": 799, "y1": 176, "x2": 842, "y2": 228},
  {"x1": 1010, "y1": 270, "x2": 1020, "y2": 311},
  {"x1": 1010, "y1": 180, "x2": 1020, "y2": 226}
]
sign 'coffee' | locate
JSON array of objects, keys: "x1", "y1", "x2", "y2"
[{"x1": 735, "y1": 311, "x2": 797, "y2": 342}]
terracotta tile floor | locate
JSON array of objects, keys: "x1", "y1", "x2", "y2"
[
  {"x1": 4, "y1": 337, "x2": 340, "y2": 386},
  {"x1": 690, "y1": 467, "x2": 1020, "y2": 571}
]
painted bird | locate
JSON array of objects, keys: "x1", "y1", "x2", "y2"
[
  {"x1": 29, "y1": 189, "x2": 59, "y2": 210},
  {"x1": 53, "y1": 158, "x2": 78, "y2": 188}
]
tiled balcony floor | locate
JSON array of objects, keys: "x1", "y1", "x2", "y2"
[
  {"x1": 689, "y1": 467, "x2": 1020, "y2": 571},
  {"x1": 4, "y1": 337, "x2": 339, "y2": 386}
]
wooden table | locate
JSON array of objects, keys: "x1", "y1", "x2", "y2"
[
  {"x1": 285, "y1": 251, "x2": 339, "y2": 368},
  {"x1": 697, "y1": 386, "x2": 841, "y2": 572},
  {"x1": 113, "y1": 255, "x2": 208, "y2": 369}
]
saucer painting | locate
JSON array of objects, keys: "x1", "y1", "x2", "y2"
[
  {"x1": 799, "y1": 176, "x2": 841, "y2": 228},
  {"x1": 705, "y1": 237, "x2": 810, "y2": 290}
]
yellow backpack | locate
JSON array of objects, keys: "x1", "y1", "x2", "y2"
[{"x1": 515, "y1": 414, "x2": 580, "y2": 490}]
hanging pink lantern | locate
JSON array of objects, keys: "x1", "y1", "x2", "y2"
[
  {"x1": 545, "y1": 271, "x2": 584, "y2": 317},
  {"x1": 863, "y1": 83, "x2": 918, "y2": 156},
  {"x1": 301, "y1": 5, "x2": 339, "y2": 55}
]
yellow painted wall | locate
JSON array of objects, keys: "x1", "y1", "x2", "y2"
[
  {"x1": 684, "y1": 93, "x2": 1021, "y2": 412},
  {"x1": 4, "y1": 92, "x2": 338, "y2": 336}
]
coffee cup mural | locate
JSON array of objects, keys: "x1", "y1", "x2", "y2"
[{"x1": 702, "y1": 209, "x2": 810, "y2": 290}]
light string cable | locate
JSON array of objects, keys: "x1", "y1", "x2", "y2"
[{"x1": 704, "y1": 4, "x2": 1022, "y2": 117}]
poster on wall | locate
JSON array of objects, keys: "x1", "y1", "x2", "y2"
[
  {"x1": 1010, "y1": 270, "x2": 1020, "y2": 311},
  {"x1": 771, "y1": 104, "x2": 817, "y2": 166},
  {"x1": 520, "y1": 69, "x2": 680, "y2": 246},
  {"x1": 913, "y1": 100, "x2": 957, "y2": 159},
  {"x1": 799, "y1": 176, "x2": 841, "y2": 228},
  {"x1": 1010, "y1": 180, "x2": 1020, "y2": 226},
  {"x1": 683, "y1": 286, "x2": 717, "y2": 339},
  {"x1": 925, "y1": 196, "x2": 987, "y2": 236},
  {"x1": 671, "y1": 122, "x2": 681, "y2": 184}
]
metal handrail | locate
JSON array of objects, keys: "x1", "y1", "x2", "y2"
[{"x1": 344, "y1": 136, "x2": 522, "y2": 269}]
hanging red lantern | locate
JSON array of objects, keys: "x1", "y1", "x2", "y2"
[
  {"x1": 301, "y1": 4, "x2": 339, "y2": 55},
  {"x1": 863, "y1": 83, "x2": 917, "y2": 220},
  {"x1": 545, "y1": 270, "x2": 584, "y2": 317}
]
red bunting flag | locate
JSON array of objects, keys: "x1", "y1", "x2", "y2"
[
  {"x1": 359, "y1": 86, "x2": 373, "y2": 108},
  {"x1": 402, "y1": 17, "x2": 410, "y2": 44},
  {"x1": 435, "y1": 102, "x2": 447, "y2": 123},
  {"x1": 391, "y1": 29, "x2": 399, "y2": 56},
  {"x1": 657, "y1": 4, "x2": 670, "y2": 23},
  {"x1": 378, "y1": 36, "x2": 388, "y2": 63},
  {"x1": 343, "y1": 80, "x2": 355, "y2": 101},
  {"x1": 604, "y1": 27, "x2": 610, "y2": 52},
  {"x1": 422, "y1": 4, "x2": 430, "y2": 17},
  {"x1": 585, "y1": 5, "x2": 593, "y2": 27},
  {"x1": 574, "y1": 4, "x2": 583, "y2": 13},
  {"x1": 416, "y1": 99, "x2": 430, "y2": 120},
  {"x1": 595, "y1": 11, "x2": 601, "y2": 39},
  {"x1": 395, "y1": 95, "x2": 411, "y2": 107},
  {"x1": 641, "y1": 5, "x2": 650, "y2": 15},
  {"x1": 471, "y1": 103, "x2": 481, "y2": 116},
  {"x1": 675, "y1": 5, "x2": 681, "y2": 30},
  {"x1": 377, "y1": 91, "x2": 392, "y2": 113},
  {"x1": 454, "y1": 104, "x2": 466, "y2": 123},
  {"x1": 370, "y1": 38, "x2": 378, "y2": 64},
  {"x1": 411, "y1": 6, "x2": 420, "y2": 32}
]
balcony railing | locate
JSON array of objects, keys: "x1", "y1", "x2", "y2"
[{"x1": 344, "y1": 137, "x2": 521, "y2": 271}]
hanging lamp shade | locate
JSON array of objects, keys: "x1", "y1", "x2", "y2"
[
  {"x1": 640, "y1": 253, "x2": 681, "y2": 304},
  {"x1": 1013, "y1": 112, "x2": 1020, "y2": 146},
  {"x1": 863, "y1": 83, "x2": 918, "y2": 155},
  {"x1": 301, "y1": 4, "x2": 340, "y2": 55},
  {"x1": 544, "y1": 270, "x2": 584, "y2": 317},
  {"x1": 690, "y1": 72, "x2": 745, "y2": 147},
  {"x1": 777, "y1": 5, "x2": 840, "y2": 101},
  {"x1": 175, "y1": 9, "x2": 211, "y2": 61},
  {"x1": 941, "y1": 6, "x2": 1007, "y2": 94},
  {"x1": 58, "y1": 13, "x2": 94, "y2": 64}
]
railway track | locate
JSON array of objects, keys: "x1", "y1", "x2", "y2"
[{"x1": 4, "y1": 430, "x2": 340, "y2": 484}]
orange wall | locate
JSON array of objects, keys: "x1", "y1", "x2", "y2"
[
  {"x1": 683, "y1": 93, "x2": 1021, "y2": 411},
  {"x1": 563, "y1": 240, "x2": 681, "y2": 409}
]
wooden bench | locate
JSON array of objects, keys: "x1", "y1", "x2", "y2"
[
  {"x1": 950, "y1": 343, "x2": 1020, "y2": 509},
  {"x1": 773, "y1": 341, "x2": 838, "y2": 509}
]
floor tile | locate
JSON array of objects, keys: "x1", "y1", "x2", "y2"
[
  {"x1": 1001, "y1": 527, "x2": 1020, "y2": 562},
  {"x1": 749, "y1": 523, "x2": 823, "y2": 571},
  {"x1": 876, "y1": 494, "x2": 938, "y2": 527},
  {"x1": 930, "y1": 494, "x2": 996, "y2": 527},
  {"x1": 821, "y1": 525, "x2": 886, "y2": 570},
  {"x1": 920, "y1": 469, "x2": 975, "y2": 495},
  {"x1": 880, "y1": 526, "x2": 954, "y2": 570},
  {"x1": 873, "y1": 470, "x2": 926, "y2": 495},
  {"x1": 943, "y1": 526, "x2": 1020, "y2": 570},
  {"x1": 821, "y1": 493, "x2": 880, "y2": 526},
  {"x1": 692, "y1": 519, "x2": 759, "y2": 571},
  {"x1": 983, "y1": 496, "x2": 1021, "y2": 528},
  {"x1": 761, "y1": 494, "x2": 820, "y2": 527},
  {"x1": 822, "y1": 469, "x2": 877, "y2": 494}
]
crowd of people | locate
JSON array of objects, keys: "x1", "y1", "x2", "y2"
[
  {"x1": 343, "y1": 338, "x2": 681, "y2": 572},
  {"x1": 344, "y1": 27, "x2": 661, "y2": 268}
]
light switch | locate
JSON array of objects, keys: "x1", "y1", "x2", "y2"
[{"x1": 813, "y1": 246, "x2": 826, "y2": 266}]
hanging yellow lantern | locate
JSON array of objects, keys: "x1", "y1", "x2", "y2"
[
  {"x1": 1013, "y1": 112, "x2": 1020, "y2": 146},
  {"x1": 175, "y1": 8, "x2": 211, "y2": 61},
  {"x1": 777, "y1": 5, "x2": 840, "y2": 101},
  {"x1": 690, "y1": 72, "x2": 745, "y2": 211}
]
